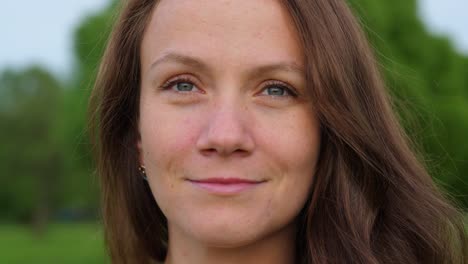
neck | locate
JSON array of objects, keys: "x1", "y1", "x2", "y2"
[{"x1": 164, "y1": 223, "x2": 297, "y2": 264}]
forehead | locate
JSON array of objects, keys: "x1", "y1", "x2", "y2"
[{"x1": 140, "y1": 0, "x2": 303, "y2": 73}]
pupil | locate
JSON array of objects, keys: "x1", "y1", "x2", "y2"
[
  {"x1": 268, "y1": 87, "x2": 284, "y2": 95},
  {"x1": 177, "y1": 82, "x2": 193, "y2": 91}
]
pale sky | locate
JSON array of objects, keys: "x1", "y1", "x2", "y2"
[
  {"x1": 418, "y1": 0, "x2": 468, "y2": 54},
  {"x1": 0, "y1": 0, "x2": 109, "y2": 77},
  {"x1": 0, "y1": 0, "x2": 467, "y2": 78}
]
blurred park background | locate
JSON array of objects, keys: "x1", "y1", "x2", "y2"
[{"x1": 0, "y1": 0, "x2": 467, "y2": 262}]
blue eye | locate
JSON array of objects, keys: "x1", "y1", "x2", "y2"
[
  {"x1": 261, "y1": 82, "x2": 296, "y2": 97},
  {"x1": 160, "y1": 76, "x2": 201, "y2": 93},
  {"x1": 175, "y1": 82, "x2": 194, "y2": 92},
  {"x1": 266, "y1": 86, "x2": 287, "y2": 96}
]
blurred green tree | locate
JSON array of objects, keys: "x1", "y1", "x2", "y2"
[
  {"x1": 348, "y1": 0, "x2": 468, "y2": 207},
  {"x1": 57, "y1": 0, "x2": 119, "y2": 215},
  {"x1": 0, "y1": 66, "x2": 64, "y2": 234}
]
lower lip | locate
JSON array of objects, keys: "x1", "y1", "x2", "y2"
[{"x1": 188, "y1": 181, "x2": 262, "y2": 195}]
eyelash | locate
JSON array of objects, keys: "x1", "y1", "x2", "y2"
[
  {"x1": 160, "y1": 75, "x2": 297, "y2": 97},
  {"x1": 262, "y1": 80, "x2": 298, "y2": 97},
  {"x1": 160, "y1": 75, "x2": 201, "y2": 93}
]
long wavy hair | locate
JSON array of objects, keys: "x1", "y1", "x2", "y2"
[{"x1": 89, "y1": 0, "x2": 467, "y2": 263}]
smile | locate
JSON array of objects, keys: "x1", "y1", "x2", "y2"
[{"x1": 187, "y1": 178, "x2": 266, "y2": 195}]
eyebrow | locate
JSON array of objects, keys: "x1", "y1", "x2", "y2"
[{"x1": 148, "y1": 52, "x2": 305, "y2": 77}]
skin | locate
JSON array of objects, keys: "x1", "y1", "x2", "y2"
[{"x1": 138, "y1": 0, "x2": 320, "y2": 263}]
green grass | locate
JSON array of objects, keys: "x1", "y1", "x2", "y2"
[{"x1": 0, "y1": 223, "x2": 108, "y2": 264}]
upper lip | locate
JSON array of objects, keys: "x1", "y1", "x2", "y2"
[{"x1": 188, "y1": 178, "x2": 265, "y2": 184}]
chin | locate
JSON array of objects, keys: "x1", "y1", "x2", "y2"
[
  {"x1": 182, "y1": 215, "x2": 268, "y2": 248},
  {"x1": 193, "y1": 228, "x2": 263, "y2": 248}
]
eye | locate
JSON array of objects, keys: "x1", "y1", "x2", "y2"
[
  {"x1": 160, "y1": 76, "x2": 202, "y2": 93},
  {"x1": 260, "y1": 81, "x2": 296, "y2": 97},
  {"x1": 265, "y1": 86, "x2": 287, "y2": 96},
  {"x1": 175, "y1": 82, "x2": 195, "y2": 92}
]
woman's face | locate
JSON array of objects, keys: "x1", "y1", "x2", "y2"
[{"x1": 139, "y1": 0, "x2": 320, "y2": 247}]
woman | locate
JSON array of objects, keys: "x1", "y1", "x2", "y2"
[{"x1": 89, "y1": 0, "x2": 467, "y2": 263}]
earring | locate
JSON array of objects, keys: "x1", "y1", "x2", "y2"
[{"x1": 138, "y1": 165, "x2": 148, "y2": 181}]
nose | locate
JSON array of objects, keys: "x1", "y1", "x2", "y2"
[{"x1": 196, "y1": 101, "x2": 255, "y2": 157}]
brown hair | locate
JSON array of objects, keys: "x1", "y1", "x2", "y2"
[{"x1": 89, "y1": 0, "x2": 467, "y2": 263}]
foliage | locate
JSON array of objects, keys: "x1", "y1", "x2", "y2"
[
  {"x1": 0, "y1": 67, "x2": 64, "y2": 232},
  {"x1": 348, "y1": 0, "x2": 468, "y2": 207}
]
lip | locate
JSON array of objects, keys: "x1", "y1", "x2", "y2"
[{"x1": 187, "y1": 178, "x2": 266, "y2": 195}]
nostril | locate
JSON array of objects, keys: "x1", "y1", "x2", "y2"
[
  {"x1": 228, "y1": 149, "x2": 251, "y2": 158},
  {"x1": 201, "y1": 147, "x2": 250, "y2": 157},
  {"x1": 201, "y1": 148, "x2": 218, "y2": 156}
]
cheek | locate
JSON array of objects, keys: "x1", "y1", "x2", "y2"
[
  {"x1": 256, "y1": 109, "x2": 320, "y2": 217},
  {"x1": 139, "y1": 107, "x2": 203, "y2": 214},
  {"x1": 140, "y1": 108, "x2": 201, "y2": 165},
  {"x1": 257, "y1": 109, "x2": 320, "y2": 173}
]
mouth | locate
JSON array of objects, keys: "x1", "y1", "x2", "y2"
[{"x1": 186, "y1": 177, "x2": 266, "y2": 195}]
